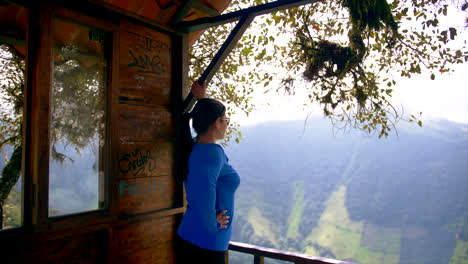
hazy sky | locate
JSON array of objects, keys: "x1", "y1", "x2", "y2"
[{"x1": 235, "y1": 62, "x2": 468, "y2": 127}]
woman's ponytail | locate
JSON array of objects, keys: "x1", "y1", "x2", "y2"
[{"x1": 181, "y1": 112, "x2": 194, "y2": 181}]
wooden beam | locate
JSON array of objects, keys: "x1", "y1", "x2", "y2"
[
  {"x1": 172, "y1": 0, "x2": 323, "y2": 33},
  {"x1": 0, "y1": 34, "x2": 25, "y2": 46},
  {"x1": 169, "y1": 0, "x2": 220, "y2": 25},
  {"x1": 182, "y1": 14, "x2": 254, "y2": 113},
  {"x1": 198, "y1": 14, "x2": 253, "y2": 86},
  {"x1": 191, "y1": 0, "x2": 219, "y2": 17},
  {"x1": 169, "y1": 0, "x2": 198, "y2": 25},
  {"x1": 29, "y1": 2, "x2": 54, "y2": 231}
]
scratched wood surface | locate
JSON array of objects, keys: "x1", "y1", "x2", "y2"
[
  {"x1": 119, "y1": 21, "x2": 172, "y2": 106},
  {"x1": 118, "y1": 176, "x2": 176, "y2": 216},
  {"x1": 118, "y1": 104, "x2": 174, "y2": 143},
  {"x1": 101, "y1": 0, "x2": 179, "y2": 24},
  {"x1": 114, "y1": 240, "x2": 175, "y2": 264},
  {"x1": 18, "y1": 230, "x2": 108, "y2": 264},
  {"x1": 113, "y1": 215, "x2": 177, "y2": 254},
  {"x1": 114, "y1": 13, "x2": 181, "y2": 263},
  {"x1": 118, "y1": 141, "x2": 173, "y2": 179}
]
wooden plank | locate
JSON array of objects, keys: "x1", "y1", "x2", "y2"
[
  {"x1": 118, "y1": 141, "x2": 173, "y2": 179},
  {"x1": 23, "y1": 1, "x2": 35, "y2": 231},
  {"x1": 53, "y1": 6, "x2": 119, "y2": 31},
  {"x1": 118, "y1": 104, "x2": 174, "y2": 143},
  {"x1": 86, "y1": 1, "x2": 177, "y2": 33},
  {"x1": 47, "y1": 211, "x2": 111, "y2": 232},
  {"x1": 97, "y1": 0, "x2": 178, "y2": 25},
  {"x1": 119, "y1": 24, "x2": 172, "y2": 106},
  {"x1": 30, "y1": 3, "x2": 54, "y2": 230},
  {"x1": 170, "y1": 33, "x2": 188, "y2": 208},
  {"x1": 114, "y1": 240, "x2": 175, "y2": 264},
  {"x1": 118, "y1": 176, "x2": 175, "y2": 216},
  {"x1": 108, "y1": 27, "x2": 121, "y2": 224},
  {"x1": 112, "y1": 215, "x2": 177, "y2": 254},
  {"x1": 120, "y1": 19, "x2": 174, "y2": 44},
  {"x1": 115, "y1": 207, "x2": 184, "y2": 228},
  {"x1": 22, "y1": 230, "x2": 108, "y2": 264}
]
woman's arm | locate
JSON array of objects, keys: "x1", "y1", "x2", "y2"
[{"x1": 191, "y1": 81, "x2": 207, "y2": 100}]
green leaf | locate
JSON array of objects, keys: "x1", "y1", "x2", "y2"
[
  {"x1": 241, "y1": 47, "x2": 251, "y2": 56},
  {"x1": 449, "y1": 27, "x2": 457, "y2": 40}
]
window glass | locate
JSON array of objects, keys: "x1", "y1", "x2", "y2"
[
  {"x1": 49, "y1": 18, "x2": 107, "y2": 217},
  {"x1": 0, "y1": 43, "x2": 24, "y2": 229}
]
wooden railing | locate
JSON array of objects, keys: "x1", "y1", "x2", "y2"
[{"x1": 226, "y1": 241, "x2": 356, "y2": 264}]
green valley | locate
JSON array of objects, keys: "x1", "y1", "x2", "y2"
[{"x1": 228, "y1": 119, "x2": 468, "y2": 264}]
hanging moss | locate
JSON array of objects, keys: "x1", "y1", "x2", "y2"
[
  {"x1": 303, "y1": 40, "x2": 355, "y2": 80},
  {"x1": 300, "y1": 0, "x2": 398, "y2": 107}
]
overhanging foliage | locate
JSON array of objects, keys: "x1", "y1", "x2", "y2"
[{"x1": 189, "y1": 0, "x2": 468, "y2": 139}]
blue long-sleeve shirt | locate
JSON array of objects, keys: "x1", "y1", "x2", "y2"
[{"x1": 177, "y1": 143, "x2": 240, "y2": 251}]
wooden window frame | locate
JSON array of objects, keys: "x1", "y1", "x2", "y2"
[
  {"x1": 0, "y1": 4, "x2": 28, "y2": 236},
  {"x1": 26, "y1": 4, "x2": 119, "y2": 232}
]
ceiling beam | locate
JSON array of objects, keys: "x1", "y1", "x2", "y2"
[
  {"x1": 172, "y1": 0, "x2": 322, "y2": 33},
  {"x1": 169, "y1": 0, "x2": 220, "y2": 25},
  {"x1": 180, "y1": 0, "x2": 322, "y2": 113},
  {"x1": 182, "y1": 14, "x2": 254, "y2": 113}
]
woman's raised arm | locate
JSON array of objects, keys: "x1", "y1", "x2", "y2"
[{"x1": 191, "y1": 80, "x2": 207, "y2": 100}]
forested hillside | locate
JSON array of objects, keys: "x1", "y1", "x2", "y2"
[{"x1": 226, "y1": 118, "x2": 468, "y2": 264}]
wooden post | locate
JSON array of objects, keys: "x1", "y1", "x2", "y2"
[
  {"x1": 225, "y1": 250, "x2": 229, "y2": 264},
  {"x1": 254, "y1": 255, "x2": 265, "y2": 264}
]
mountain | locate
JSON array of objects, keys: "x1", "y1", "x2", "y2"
[{"x1": 226, "y1": 118, "x2": 468, "y2": 264}]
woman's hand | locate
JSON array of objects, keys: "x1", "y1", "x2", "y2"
[
  {"x1": 192, "y1": 80, "x2": 207, "y2": 100},
  {"x1": 216, "y1": 210, "x2": 230, "y2": 229}
]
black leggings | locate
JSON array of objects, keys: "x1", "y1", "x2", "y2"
[{"x1": 175, "y1": 235, "x2": 226, "y2": 264}]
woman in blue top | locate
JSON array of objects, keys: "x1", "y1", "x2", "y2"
[{"x1": 176, "y1": 81, "x2": 240, "y2": 264}]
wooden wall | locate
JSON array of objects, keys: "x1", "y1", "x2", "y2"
[
  {"x1": 112, "y1": 19, "x2": 183, "y2": 263},
  {"x1": 0, "y1": 2, "x2": 188, "y2": 263}
]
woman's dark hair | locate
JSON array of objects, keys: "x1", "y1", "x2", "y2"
[
  {"x1": 181, "y1": 98, "x2": 225, "y2": 181},
  {"x1": 191, "y1": 98, "x2": 226, "y2": 136}
]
